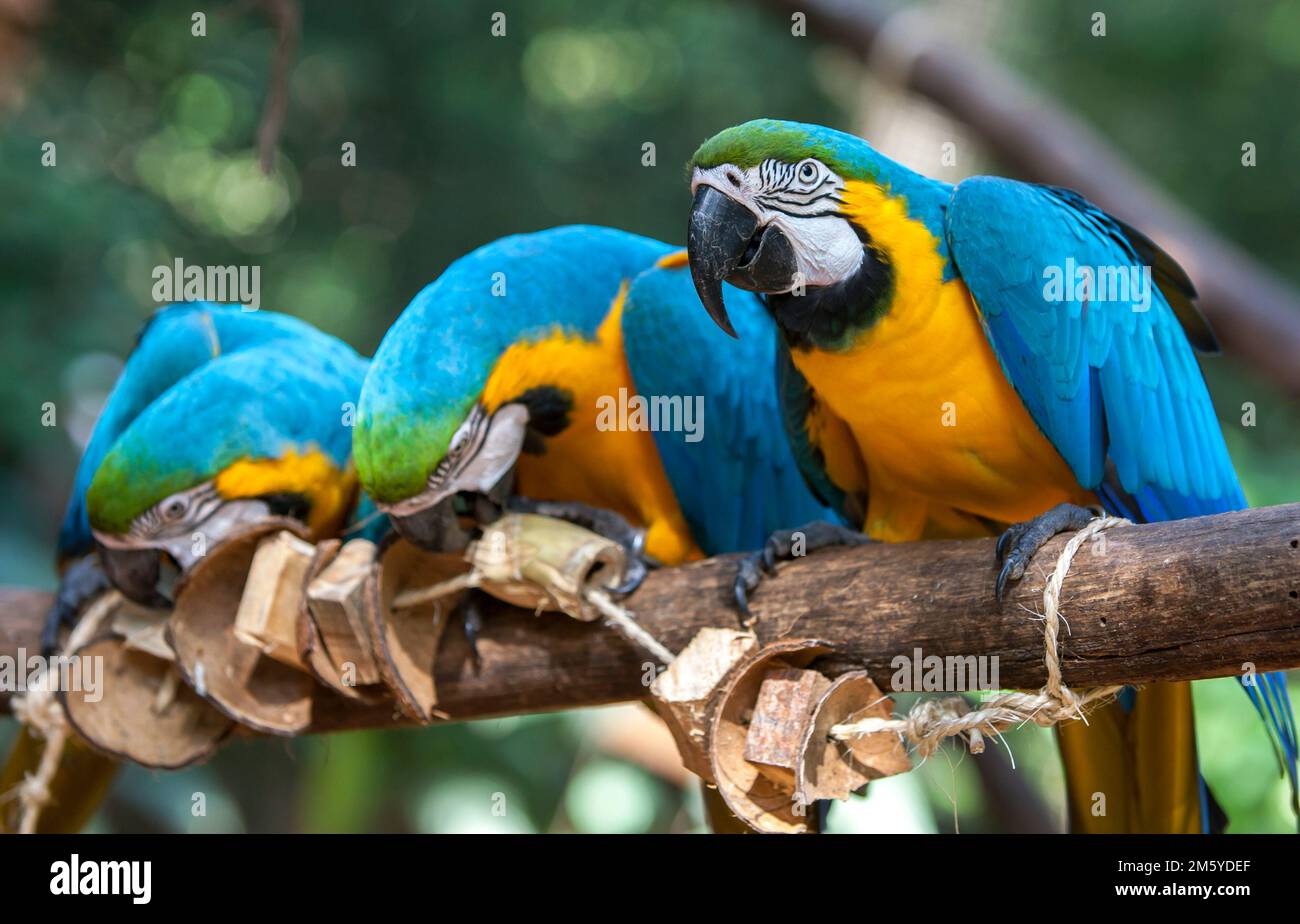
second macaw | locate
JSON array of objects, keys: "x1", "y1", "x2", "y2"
[
  {"x1": 683, "y1": 118, "x2": 1296, "y2": 833},
  {"x1": 354, "y1": 224, "x2": 836, "y2": 626}
]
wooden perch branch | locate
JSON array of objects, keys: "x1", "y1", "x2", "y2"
[
  {"x1": 762, "y1": 0, "x2": 1300, "y2": 396},
  {"x1": 2, "y1": 504, "x2": 1298, "y2": 736}
]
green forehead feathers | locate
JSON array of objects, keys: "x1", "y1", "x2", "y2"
[{"x1": 690, "y1": 119, "x2": 868, "y2": 180}]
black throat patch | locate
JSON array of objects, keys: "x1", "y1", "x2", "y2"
[
  {"x1": 260, "y1": 492, "x2": 312, "y2": 523},
  {"x1": 510, "y1": 385, "x2": 574, "y2": 454},
  {"x1": 764, "y1": 229, "x2": 894, "y2": 352}
]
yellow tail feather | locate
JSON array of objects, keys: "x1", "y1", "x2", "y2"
[
  {"x1": 1058, "y1": 681, "x2": 1201, "y2": 833},
  {"x1": 0, "y1": 728, "x2": 119, "y2": 833}
]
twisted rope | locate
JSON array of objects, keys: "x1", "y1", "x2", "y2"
[
  {"x1": 2, "y1": 590, "x2": 120, "y2": 833},
  {"x1": 830, "y1": 517, "x2": 1131, "y2": 759},
  {"x1": 586, "y1": 588, "x2": 675, "y2": 665}
]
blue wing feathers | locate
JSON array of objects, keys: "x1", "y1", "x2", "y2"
[
  {"x1": 59, "y1": 303, "x2": 369, "y2": 558},
  {"x1": 622, "y1": 263, "x2": 837, "y2": 555},
  {"x1": 946, "y1": 175, "x2": 1289, "y2": 817},
  {"x1": 946, "y1": 177, "x2": 1242, "y2": 518}
]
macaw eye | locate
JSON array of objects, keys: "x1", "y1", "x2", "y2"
[
  {"x1": 162, "y1": 498, "x2": 187, "y2": 521},
  {"x1": 797, "y1": 161, "x2": 819, "y2": 184}
]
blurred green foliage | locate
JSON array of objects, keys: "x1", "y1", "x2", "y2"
[{"x1": 0, "y1": 0, "x2": 1296, "y2": 833}]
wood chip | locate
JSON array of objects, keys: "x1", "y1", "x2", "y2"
[
  {"x1": 61, "y1": 634, "x2": 233, "y2": 769},
  {"x1": 649, "y1": 627, "x2": 756, "y2": 781},
  {"x1": 796, "y1": 671, "x2": 911, "y2": 805},
  {"x1": 305, "y1": 537, "x2": 381, "y2": 684},
  {"x1": 168, "y1": 519, "x2": 317, "y2": 735},
  {"x1": 366, "y1": 538, "x2": 469, "y2": 723},
  {"x1": 110, "y1": 601, "x2": 174, "y2": 662},
  {"x1": 232, "y1": 530, "x2": 316, "y2": 670},
  {"x1": 708, "y1": 638, "x2": 833, "y2": 834},
  {"x1": 743, "y1": 668, "x2": 831, "y2": 788},
  {"x1": 298, "y1": 539, "x2": 387, "y2": 703}
]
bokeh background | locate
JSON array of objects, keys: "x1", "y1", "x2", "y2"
[{"x1": 1, "y1": 0, "x2": 1298, "y2": 832}]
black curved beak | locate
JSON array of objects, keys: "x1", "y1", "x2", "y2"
[
  {"x1": 391, "y1": 497, "x2": 472, "y2": 553},
  {"x1": 687, "y1": 186, "x2": 799, "y2": 338},
  {"x1": 687, "y1": 186, "x2": 754, "y2": 338},
  {"x1": 97, "y1": 545, "x2": 171, "y2": 609}
]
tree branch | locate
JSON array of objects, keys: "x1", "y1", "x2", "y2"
[
  {"x1": 761, "y1": 0, "x2": 1300, "y2": 396},
  {"x1": 254, "y1": 0, "x2": 299, "y2": 174},
  {"x1": 3, "y1": 504, "x2": 1298, "y2": 734}
]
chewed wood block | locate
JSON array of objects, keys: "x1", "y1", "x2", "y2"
[
  {"x1": 742, "y1": 668, "x2": 831, "y2": 787},
  {"x1": 233, "y1": 531, "x2": 316, "y2": 670},
  {"x1": 796, "y1": 671, "x2": 911, "y2": 805},
  {"x1": 709, "y1": 639, "x2": 834, "y2": 834},
  {"x1": 306, "y1": 538, "x2": 380, "y2": 684}
]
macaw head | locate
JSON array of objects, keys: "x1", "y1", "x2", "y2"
[
  {"x1": 686, "y1": 119, "x2": 905, "y2": 342},
  {"x1": 86, "y1": 345, "x2": 363, "y2": 607},
  {"x1": 353, "y1": 226, "x2": 670, "y2": 550}
]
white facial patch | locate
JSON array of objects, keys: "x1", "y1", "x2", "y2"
[
  {"x1": 449, "y1": 403, "x2": 528, "y2": 497},
  {"x1": 156, "y1": 499, "x2": 271, "y2": 569},
  {"x1": 692, "y1": 160, "x2": 864, "y2": 290},
  {"x1": 95, "y1": 486, "x2": 272, "y2": 572}
]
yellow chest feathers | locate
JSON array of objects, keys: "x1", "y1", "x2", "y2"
[
  {"x1": 794, "y1": 180, "x2": 1091, "y2": 536},
  {"x1": 479, "y1": 287, "x2": 701, "y2": 565}
]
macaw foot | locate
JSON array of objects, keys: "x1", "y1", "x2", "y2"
[
  {"x1": 994, "y1": 502, "x2": 1102, "y2": 602},
  {"x1": 734, "y1": 521, "x2": 872, "y2": 624},
  {"x1": 506, "y1": 496, "x2": 656, "y2": 595},
  {"x1": 42, "y1": 555, "x2": 111, "y2": 656},
  {"x1": 456, "y1": 588, "x2": 487, "y2": 669}
]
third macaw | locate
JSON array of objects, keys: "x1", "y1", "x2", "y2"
[
  {"x1": 1, "y1": 302, "x2": 375, "y2": 833},
  {"x1": 683, "y1": 118, "x2": 1296, "y2": 833}
]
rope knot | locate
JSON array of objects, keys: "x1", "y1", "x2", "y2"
[
  {"x1": 832, "y1": 516, "x2": 1132, "y2": 757},
  {"x1": 18, "y1": 773, "x2": 52, "y2": 809}
]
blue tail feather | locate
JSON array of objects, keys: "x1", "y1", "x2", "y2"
[{"x1": 1239, "y1": 671, "x2": 1299, "y2": 818}]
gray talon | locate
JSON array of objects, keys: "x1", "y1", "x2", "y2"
[
  {"x1": 43, "y1": 554, "x2": 111, "y2": 656},
  {"x1": 459, "y1": 589, "x2": 485, "y2": 668},
  {"x1": 610, "y1": 556, "x2": 649, "y2": 596},
  {"x1": 730, "y1": 520, "x2": 871, "y2": 620},
  {"x1": 993, "y1": 503, "x2": 1097, "y2": 603}
]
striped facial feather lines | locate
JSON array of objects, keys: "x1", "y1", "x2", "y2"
[
  {"x1": 754, "y1": 158, "x2": 844, "y2": 219},
  {"x1": 130, "y1": 483, "x2": 222, "y2": 540},
  {"x1": 427, "y1": 402, "x2": 491, "y2": 493}
]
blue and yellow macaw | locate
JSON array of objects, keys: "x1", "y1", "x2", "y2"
[
  {"x1": 51, "y1": 302, "x2": 373, "y2": 628},
  {"x1": 683, "y1": 118, "x2": 1297, "y2": 833},
  {"x1": 2, "y1": 302, "x2": 375, "y2": 833},
  {"x1": 355, "y1": 225, "x2": 841, "y2": 833},
  {"x1": 354, "y1": 222, "x2": 834, "y2": 595}
]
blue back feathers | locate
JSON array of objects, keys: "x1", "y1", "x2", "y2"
[
  {"x1": 60, "y1": 303, "x2": 368, "y2": 552},
  {"x1": 623, "y1": 263, "x2": 840, "y2": 555},
  {"x1": 355, "y1": 226, "x2": 672, "y2": 503}
]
